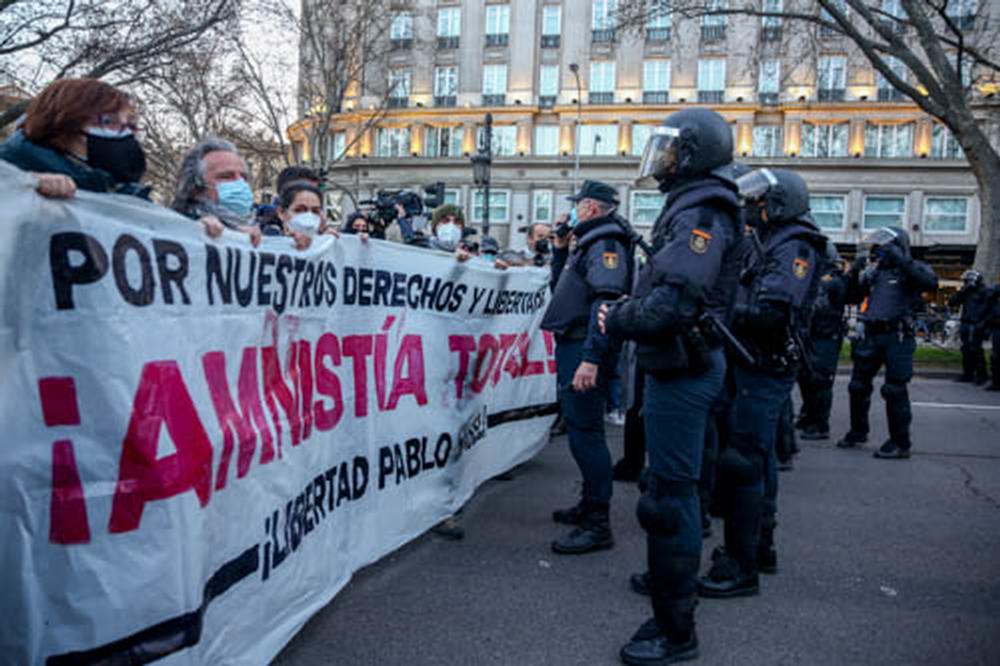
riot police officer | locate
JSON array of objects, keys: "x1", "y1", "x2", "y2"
[
  {"x1": 797, "y1": 242, "x2": 849, "y2": 440},
  {"x1": 986, "y1": 279, "x2": 1000, "y2": 391},
  {"x1": 949, "y1": 270, "x2": 991, "y2": 384},
  {"x1": 697, "y1": 169, "x2": 826, "y2": 598},
  {"x1": 837, "y1": 227, "x2": 938, "y2": 458},
  {"x1": 598, "y1": 108, "x2": 743, "y2": 665},
  {"x1": 541, "y1": 180, "x2": 632, "y2": 555}
]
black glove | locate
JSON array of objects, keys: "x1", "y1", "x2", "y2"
[
  {"x1": 850, "y1": 254, "x2": 868, "y2": 274},
  {"x1": 877, "y1": 243, "x2": 906, "y2": 267}
]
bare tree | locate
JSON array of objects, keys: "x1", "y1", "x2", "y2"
[{"x1": 619, "y1": 0, "x2": 1000, "y2": 279}]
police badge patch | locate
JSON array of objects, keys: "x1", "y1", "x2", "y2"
[
  {"x1": 602, "y1": 252, "x2": 619, "y2": 269},
  {"x1": 793, "y1": 257, "x2": 810, "y2": 280},
  {"x1": 689, "y1": 229, "x2": 712, "y2": 254}
]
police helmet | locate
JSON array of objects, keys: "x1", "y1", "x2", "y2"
[
  {"x1": 864, "y1": 226, "x2": 911, "y2": 258},
  {"x1": 961, "y1": 269, "x2": 983, "y2": 286},
  {"x1": 824, "y1": 240, "x2": 844, "y2": 268},
  {"x1": 637, "y1": 108, "x2": 733, "y2": 190},
  {"x1": 735, "y1": 168, "x2": 810, "y2": 225}
]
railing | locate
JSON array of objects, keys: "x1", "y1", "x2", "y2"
[
  {"x1": 482, "y1": 94, "x2": 506, "y2": 106},
  {"x1": 589, "y1": 92, "x2": 614, "y2": 104},
  {"x1": 390, "y1": 37, "x2": 413, "y2": 50},
  {"x1": 817, "y1": 88, "x2": 846, "y2": 102},
  {"x1": 434, "y1": 95, "x2": 457, "y2": 108},
  {"x1": 643, "y1": 91, "x2": 670, "y2": 104},
  {"x1": 592, "y1": 29, "x2": 616, "y2": 43},
  {"x1": 645, "y1": 27, "x2": 671, "y2": 42},
  {"x1": 758, "y1": 92, "x2": 780, "y2": 105},
  {"x1": 485, "y1": 33, "x2": 509, "y2": 47},
  {"x1": 698, "y1": 90, "x2": 724, "y2": 103},
  {"x1": 387, "y1": 97, "x2": 409, "y2": 109},
  {"x1": 437, "y1": 36, "x2": 459, "y2": 49},
  {"x1": 540, "y1": 34, "x2": 560, "y2": 48},
  {"x1": 701, "y1": 25, "x2": 726, "y2": 41},
  {"x1": 877, "y1": 88, "x2": 905, "y2": 102}
]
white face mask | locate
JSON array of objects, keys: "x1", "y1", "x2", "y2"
[
  {"x1": 436, "y1": 222, "x2": 462, "y2": 245},
  {"x1": 289, "y1": 212, "x2": 321, "y2": 235}
]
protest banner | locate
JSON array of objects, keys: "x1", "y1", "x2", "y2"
[{"x1": 0, "y1": 163, "x2": 556, "y2": 664}]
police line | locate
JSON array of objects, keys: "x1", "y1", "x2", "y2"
[{"x1": 0, "y1": 162, "x2": 557, "y2": 665}]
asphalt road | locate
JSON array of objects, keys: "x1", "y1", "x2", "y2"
[{"x1": 274, "y1": 377, "x2": 1000, "y2": 666}]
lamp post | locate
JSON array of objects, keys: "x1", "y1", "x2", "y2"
[
  {"x1": 569, "y1": 63, "x2": 583, "y2": 190},
  {"x1": 471, "y1": 112, "x2": 493, "y2": 238}
]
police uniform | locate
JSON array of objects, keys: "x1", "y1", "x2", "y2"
[
  {"x1": 949, "y1": 274, "x2": 991, "y2": 384},
  {"x1": 986, "y1": 285, "x2": 1000, "y2": 391},
  {"x1": 606, "y1": 108, "x2": 743, "y2": 665},
  {"x1": 797, "y1": 259, "x2": 849, "y2": 439},
  {"x1": 541, "y1": 180, "x2": 631, "y2": 555},
  {"x1": 838, "y1": 227, "x2": 938, "y2": 458},
  {"x1": 700, "y1": 169, "x2": 826, "y2": 597}
]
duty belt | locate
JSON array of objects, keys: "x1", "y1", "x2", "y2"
[{"x1": 863, "y1": 319, "x2": 912, "y2": 335}]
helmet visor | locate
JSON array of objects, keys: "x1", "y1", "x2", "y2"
[
  {"x1": 735, "y1": 168, "x2": 778, "y2": 202},
  {"x1": 864, "y1": 227, "x2": 900, "y2": 248},
  {"x1": 636, "y1": 126, "x2": 681, "y2": 187}
]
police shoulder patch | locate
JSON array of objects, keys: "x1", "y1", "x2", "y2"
[
  {"x1": 689, "y1": 229, "x2": 712, "y2": 255},
  {"x1": 602, "y1": 251, "x2": 619, "y2": 269},
  {"x1": 793, "y1": 257, "x2": 810, "y2": 280}
]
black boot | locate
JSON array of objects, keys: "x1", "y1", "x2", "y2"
[
  {"x1": 552, "y1": 499, "x2": 586, "y2": 525},
  {"x1": 613, "y1": 457, "x2": 643, "y2": 482},
  {"x1": 758, "y1": 523, "x2": 777, "y2": 575},
  {"x1": 620, "y1": 596, "x2": 700, "y2": 665},
  {"x1": 551, "y1": 505, "x2": 613, "y2": 554},
  {"x1": 697, "y1": 553, "x2": 759, "y2": 598},
  {"x1": 836, "y1": 431, "x2": 868, "y2": 449},
  {"x1": 800, "y1": 424, "x2": 830, "y2": 441},
  {"x1": 873, "y1": 440, "x2": 911, "y2": 460}
]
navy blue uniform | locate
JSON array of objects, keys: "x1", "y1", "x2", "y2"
[
  {"x1": 606, "y1": 178, "x2": 742, "y2": 624},
  {"x1": 798, "y1": 269, "x2": 849, "y2": 433},
  {"x1": 542, "y1": 215, "x2": 631, "y2": 509},
  {"x1": 949, "y1": 284, "x2": 992, "y2": 382},
  {"x1": 987, "y1": 286, "x2": 1000, "y2": 390},
  {"x1": 844, "y1": 238, "x2": 938, "y2": 450}
]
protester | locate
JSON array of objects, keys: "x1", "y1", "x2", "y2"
[
  {"x1": 498, "y1": 222, "x2": 554, "y2": 267},
  {"x1": 0, "y1": 78, "x2": 149, "y2": 199},
  {"x1": 170, "y1": 137, "x2": 262, "y2": 246},
  {"x1": 275, "y1": 182, "x2": 339, "y2": 250},
  {"x1": 341, "y1": 210, "x2": 372, "y2": 242},
  {"x1": 276, "y1": 165, "x2": 321, "y2": 192}
]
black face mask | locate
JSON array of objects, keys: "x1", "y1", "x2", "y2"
[
  {"x1": 744, "y1": 203, "x2": 765, "y2": 228},
  {"x1": 86, "y1": 131, "x2": 147, "y2": 184}
]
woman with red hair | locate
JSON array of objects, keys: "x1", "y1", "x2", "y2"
[{"x1": 0, "y1": 78, "x2": 148, "y2": 199}]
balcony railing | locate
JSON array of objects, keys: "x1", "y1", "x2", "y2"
[
  {"x1": 645, "y1": 27, "x2": 671, "y2": 42},
  {"x1": 643, "y1": 91, "x2": 670, "y2": 104},
  {"x1": 877, "y1": 88, "x2": 905, "y2": 102},
  {"x1": 761, "y1": 25, "x2": 782, "y2": 41},
  {"x1": 434, "y1": 95, "x2": 457, "y2": 108},
  {"x1": 758, "y1": 92, "x2": 779, "y2": 105},
  {"x1": 541, "y1": 34, "x2": 560, "y2": 48},
  {"x1": 701, "y1": 25, "x2": 726, "y2": 41},
  {"x1": 485, "y1": 33, "x2": 509, "y2": 47},
  {"x1": 698, "y1": 90, "x2": 724, "y2": 103},
  {"x1": 482, "y1": 94, "x2": 506, "y2": 106},
  {"x1": 592, "y1": 29, "x2": 616, "y2": 43},
  {"x1": 539, "y1": 95, "x2": 557, "y2": 108},
  {"x1": 390, "y1": 37, "x2": 413, "y2": 50},
  {"x1": 589, "y1": 92, "x2": 614, "y2": 104},
  {"x1": 437, "y1": 35, "x2": 459, "y2": 49},
  {"x1": 817, "y1": 88, "x2": 846, "y2": 101},
  {"x1": 387, "y1": 97, "x2": 409, "y2": 109}
]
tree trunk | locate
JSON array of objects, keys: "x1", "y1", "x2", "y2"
[{"x1": 966, "y1": 144, "x2": 1000, "y2": 282}]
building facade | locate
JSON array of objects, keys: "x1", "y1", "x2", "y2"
[{"x1": 288, "y1": 0, "x2": 1000, "y2": 279}]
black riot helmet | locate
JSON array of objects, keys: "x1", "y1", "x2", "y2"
[
  {"x1": 736, "y1": 168, "x2": 810, "y2": 226},
  {"x1": 824, "y1": 240, "x2": 844, "y2": 270},
  {"x1": 637, "y1": 108, "x2": 734, "y2": 191},
  {"x1": 864, "y1": 226, "x2": 911, "y2": 259},
  {"x1": 961, "y1": 269, "x2": 984, "y2": 287}
]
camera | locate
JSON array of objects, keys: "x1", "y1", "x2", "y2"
[
  {"x1": 359, "y1": 182, "x2": 447, "y2": 231},
  {"x1": 533, "y1": 238, "x2": 550, "y2": 267}
]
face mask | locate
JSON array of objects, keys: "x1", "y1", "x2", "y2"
[
  {"x1": 216, "y1": 178, "x2": 254, "y2": 217},
  {"x1": 85, "y1": 127, "x2": 146, "y2": 184},
  {"x1": 289, "y1": 212, "x2": 321, "y2": 235},
  {"x1": 568, "y1": 208, "x2": 579, "y2": 228},
  {"x1": 436, "y1": 222, "x2": 462, "y2": 246}
]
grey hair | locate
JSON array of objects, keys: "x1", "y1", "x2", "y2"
[{"x1": 170, "y1": 136, "x2": 241, "y2": 214}]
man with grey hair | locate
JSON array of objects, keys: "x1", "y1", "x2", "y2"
[{"x1": 171, "y1": 137, "x2": 261, "y2": 245}]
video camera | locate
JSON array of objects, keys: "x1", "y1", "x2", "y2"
[{"x1": 359, "y1": 182, "x2": 447, "y2": 229}]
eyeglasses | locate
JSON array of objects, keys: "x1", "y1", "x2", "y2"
[{"x1": 96, "y1": 113, "x2": 141, "y2": 135}]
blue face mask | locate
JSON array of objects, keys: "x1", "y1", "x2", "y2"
[
  {"x1": 568, "y1": 207, "x2": 579, "y2": 228},
  {"x1": 216, "y1": 178, "x2": 254, "y2": 217}
]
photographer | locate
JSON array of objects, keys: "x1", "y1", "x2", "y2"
[{"x1": 498, "y1": 223, "x2": 554, "y2": 267}]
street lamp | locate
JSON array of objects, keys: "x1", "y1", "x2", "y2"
[
  {"x1": 569, "y1": 63, "x2": 582, "y2": 190},
  {"x1": 471, "y1": 112, "x2": 493, "y2": 238}
]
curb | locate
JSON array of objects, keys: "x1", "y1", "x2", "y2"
[{"x1": 836, "y1": 366, "x2": 959, "y2": 380}]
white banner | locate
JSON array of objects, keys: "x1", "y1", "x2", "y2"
[{"x1": 0, "y1": 163, "x2": 556, "y2": 665}]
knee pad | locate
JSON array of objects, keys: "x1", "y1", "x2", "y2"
[
  {"x1": 717, "y1": 446, "x2": 764, "y2": 485},
  {"x1": 636, "y1": 478, "x2": 697, "y2": 536},
  {"x1": 881, "y1": 382, "x2": 908, "y2": 403},
  {"x1": 848, "y1": 378, "x2": 870, "y2": 396}
]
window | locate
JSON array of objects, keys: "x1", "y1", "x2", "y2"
[
  {"x1": 923, "y1": 197, "x2": 969, "y2": 233},
  {"x1": 945, "y1": 0, "x2": 976, "y2": 29},
  {"x1": 818, "y1": 56, "x2": 846, "y2": 99},
  {"x1": 435, "y1": 66, "x2": 458, "y2": 96},
  {"x1": 473, "y1": 190, "x2": 511, "y2": 223},
  {"x1": 864, "y1": 122, "x2": 914, "y2": 158},
  {"x1": 631, "y1": 191, "x2": 666, "y2": 226},
  {"x1": 877, "y1": 56, "x2": 907, "y2": 100},
  {"x1": 533, "y1": 191, "x2": 554, "y2": 223},
  {"x1": 697, "y1": 59, "x2": 725, "y2": 101},
  {"x1": 632, "y1": 124, "x2": 653, "y2": 156},
  {"x1": 820, "y1": 0, "x2": 848, "y2": 34},
  {"x1": 643, "y1": 60, "x2": 671, "y2": 92},
  {"x1": 801, "y1": 122, "x2": 848, "y2": 157},
  {"x1": 375, "y1": 127, "x2": 410, "y2": 157},
  {"x1": 425, "y1": 126, "x2": 464, "y2": 157},
  {"x1": 701, "y1": 0, "x2": 726, "y2": 26},
  {"x1": 478, "y1": 125, "x2": 517, "y2": 156},
  {"x1": 948, "y1": 52, "x2": 974, "y2": 88},
  {"x1": 863, "y1": 196, "x2": 906, "y2": 230},
  {"x1": 331, "y1": 132, "x2": 347, "y2": 161},
  {"x1": 931, "y1": 124, "x2": 963, "y2": 159},
  {"x1": 390, "y1": 12, "x2": 413, "y2": 39},
  {"x1": 752, "y1": 126, "x2": 783, "y2": 157},
  {"x1": 758, "y1": 60, "x2": 780, "y2": 93},
  {"x1": 543, "y1": 5, "x2": 561, "y2": 34},
  {"x1": 590, "y1": 61, "x2": 616, "y2": 93},
  {"x1": 540, "y1": 65, "x2": 559, "y2": 97},
  {"x1": 592, "y1": 0, "x2": 617, "y2": 30},
  {"x1": 389, "y1": 69, "x2": 411, "y2": 99},
  {"x1": 443, "y1": 189, "x2": 461, "y2": 206},
  {"x1": 810, "y1": 195, "x2": 847, "y2": 230},
  {"x1": 579, "y1": 124, "x2": 619, "y2": 156},
  {"x1": 535, "y1": 125, "x2": 560, "y2": 156},
  {"x1": 762, "y1": 0, "x2": 782, "y2": 26},
  {"x1": 647, "y1": 0, "x2": 672, "y2": 27},
  {"x1": 438, "y1": 8, "x2": 461, "y2": 36},
  {"x1": 486, "y1": 4, "x2": 510, "y2": 36},
  {"x1": 483, "y1": 64, "x2": 508, "y2": 95}
]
